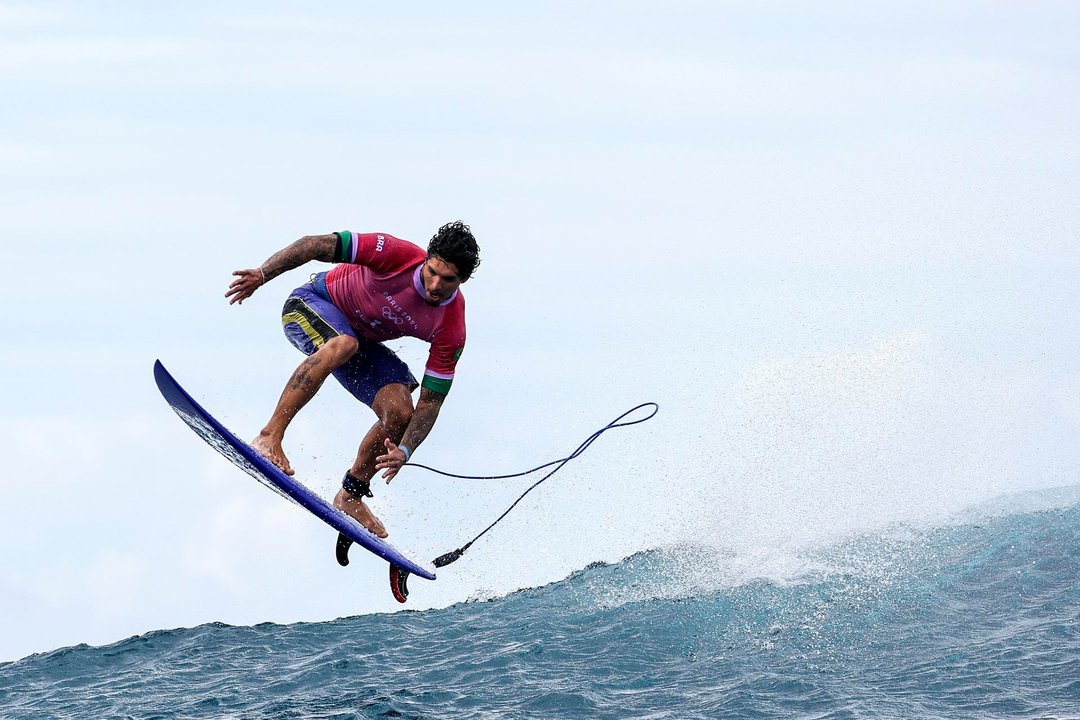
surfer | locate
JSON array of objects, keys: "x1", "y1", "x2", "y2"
[{"x1": 225, "y1": 222, "x2": 479, "y2": 555}]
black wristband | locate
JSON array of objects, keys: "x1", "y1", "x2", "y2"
[{"x1": 332, "y1": 231, "x2": 346, "y2": 263}]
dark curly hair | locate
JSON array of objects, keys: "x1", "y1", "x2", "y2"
[{"x1": 428, "y1": 221, "x2": 481, "y2": 280}]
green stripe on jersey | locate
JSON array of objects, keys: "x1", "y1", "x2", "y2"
[
  {"x1": 421, "y1": 375, "x2": 452, "y2": 396},
  {"x1": 333, "y1": 230, "x2": 354, "y2": 263}
]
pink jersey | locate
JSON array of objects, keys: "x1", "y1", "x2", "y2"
[{"x1": 325, "y1": 231, "x2": 466, "y2": 395}]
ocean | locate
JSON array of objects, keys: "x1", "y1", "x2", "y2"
[{"x1": 2, "y1": 496, "x2": 1078, "y2": 719}]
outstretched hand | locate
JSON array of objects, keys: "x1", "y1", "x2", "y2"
[
  {"x1": 376, "y1": 438, "x2": 409, "y2": 483},
  {"x1": 226, "y1": 268, "x2": 266, "y2": 305}
]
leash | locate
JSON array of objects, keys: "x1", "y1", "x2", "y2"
[{"x1": 404, "y1": 402, "x2": 660, "y2": 568}]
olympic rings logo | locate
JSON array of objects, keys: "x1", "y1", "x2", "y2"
[{"x1": 382, "y1": 306, "x2": 405, "y2": 325}]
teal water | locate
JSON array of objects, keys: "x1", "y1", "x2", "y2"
[{"x1": 2, "y1": 502, "x2": 1079, "y2": 719}]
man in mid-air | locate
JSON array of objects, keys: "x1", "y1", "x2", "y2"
[{"x1": 225, "y1": 221, "x2": 480, "y2": 563}]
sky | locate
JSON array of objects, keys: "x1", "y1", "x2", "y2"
[{"x1": 1, "y1": 1, "x2": 1078, "y2": 663}]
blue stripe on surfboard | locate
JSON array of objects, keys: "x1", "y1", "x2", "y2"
[{"x1": 153, "y1": 360, "x2": 436, "y2": 580}]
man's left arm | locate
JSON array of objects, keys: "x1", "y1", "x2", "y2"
[{"x1": 376, "y1": 387, "x2": 446, "y2": 482}]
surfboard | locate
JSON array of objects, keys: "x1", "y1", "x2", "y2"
[{"x1": 153, "y1": 359, "x2": 437, "y2": 581}]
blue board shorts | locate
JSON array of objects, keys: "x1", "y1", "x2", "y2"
[{"x1": 281, "y1": 273, "x2": 418, "y2": 407}]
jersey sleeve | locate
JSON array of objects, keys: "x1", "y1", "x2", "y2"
[
  {"x1": 334, "y1": 231, "x2": 425, "y2": 274},
  {"x1": 422, "y1": 299, "x2": 466, "y2": 396}
]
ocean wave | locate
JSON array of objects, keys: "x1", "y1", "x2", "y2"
[{"x1": 3, "y1": 496, "x2": 1078, "y2": 719}]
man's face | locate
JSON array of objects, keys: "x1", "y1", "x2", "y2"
[{"x1": 421, "y1": 255, "x2": 463, "y2": 305}]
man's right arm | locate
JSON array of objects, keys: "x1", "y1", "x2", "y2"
[{"x1": 226, "y1": 233, "x2": 337, "y2": 305}]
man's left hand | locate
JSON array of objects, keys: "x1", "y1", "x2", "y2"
[{"x1": 376, "y1": 438, "x2": 408, "y2": 483}]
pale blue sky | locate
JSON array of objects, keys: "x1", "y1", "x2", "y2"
[{"x1": 1, "y1": 1, "x2": 1078, "y2": 662}]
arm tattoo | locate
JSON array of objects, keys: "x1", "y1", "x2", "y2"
[
  {"x1": 400, "y1": 388, "x2": 446, "y2": 451},
  {"x1": 261, "y1": 235, "x2": 336, "y2": 282}
]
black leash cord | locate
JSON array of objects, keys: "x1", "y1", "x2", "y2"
[{"x1": 405, "y1": 402, "x2": 659, "y2": 568}]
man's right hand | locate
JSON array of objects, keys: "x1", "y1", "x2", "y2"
[{"x1": 226, "y1": 267, "x2": 266, "y2": 305}]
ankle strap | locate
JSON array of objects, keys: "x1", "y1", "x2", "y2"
[{"x1": 342, "y1": 471, "x2": 373, "y2": 498}]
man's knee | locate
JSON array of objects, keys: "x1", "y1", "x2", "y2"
[
  {"x1": 382, "y1": 401, "x2": 414, "y2": 434},
  {"x1": 374, "y1": 385, "x2": 414, "y2": 434},
  {"x1": 318, "y1": 334, "x2": 358, "y2": 366}
]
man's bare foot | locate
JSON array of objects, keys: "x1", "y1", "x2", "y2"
[
  {"x1": 334, "y1": 488, "x2": 388, "y2": 538},
  {"x1": 251, "y1": 433, "x2": 294, "y2": 476}
]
